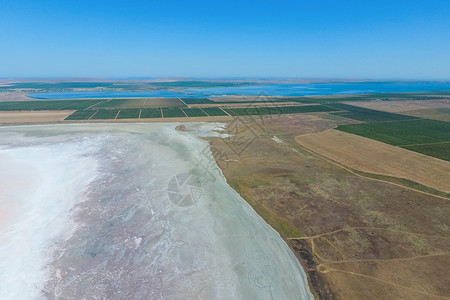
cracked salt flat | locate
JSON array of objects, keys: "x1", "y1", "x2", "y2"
[{"x1": 0, "y1": 123, "x2": 313, "y2": 299}]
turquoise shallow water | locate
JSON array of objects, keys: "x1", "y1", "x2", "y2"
[{"x1": 28, "y1": 81, "x2": 450, "y2": 99}]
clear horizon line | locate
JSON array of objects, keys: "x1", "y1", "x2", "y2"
[{"x1": 1, "y1": 77, "x2": 450, "y2": 82}]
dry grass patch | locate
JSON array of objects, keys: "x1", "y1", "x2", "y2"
[
  {"x1": 296, "y1": 129, "x2": 450, "y2": 193},
  {"x1": 399, "y1": 108, "x2": 450, "y2": 122},
  {"x1": 0, "y1": 110, "x2": 74, "y2": 124},
  {"x1": 345, "y1": 99, "x2": 450, "y2": 113},
  {"x1": 208, "y1": 115, "x2": 450, "y2": 299}
]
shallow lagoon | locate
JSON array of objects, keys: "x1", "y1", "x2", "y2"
[
  {"x1": 29, "y1": 81, "x2": 450, "y2": 99},
  {"x1": 0, "y1": 123, "x2": 313, "y2": 299}
]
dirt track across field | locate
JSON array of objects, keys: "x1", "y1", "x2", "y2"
[
  {"x1": 296, "y1": 129, "x2": 450, "y2": 193},
  {"x1": 207, "y1": 114, "x2": 450, "y2": 299}
]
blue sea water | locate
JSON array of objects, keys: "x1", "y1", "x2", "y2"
[{"x1": 29, "y1": 81, "x2": 450, "y2": 99}]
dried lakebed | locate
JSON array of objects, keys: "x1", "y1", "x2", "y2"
[{"x1": 0, "y1": 123, "x2": 313, "y2": 299}]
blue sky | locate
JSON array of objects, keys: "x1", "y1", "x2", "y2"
[{"x1": 1, "y1": 0, "x2": 449, "y2": 79}]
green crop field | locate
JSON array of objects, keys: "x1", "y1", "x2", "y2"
[
  {"x1": 337, "y1": 119, "x2": 450, "y2": 145},
  {"x1": 402, "y1": 142, "x2": 450, "y2": 162},
  {"x1": 56, "y1": 100, "x2": 103, "y2": 110},
  {"x1": 64, "y1": 110, "x2": 97, "y2": 120},
  {"x1": 337, "y1": 119, "x2": 450, "y2": 161},
  {"x1": 92, "y1": 98, "x2": 186, "y2": 109},
  {"x1": 90, "y1": 109, "x2": 120, "y2": 120},
  {"x1": 326, "y1": 103, "x2": 418, "y2": 122},
  {"x1": 276, "y1": 91, "x2": 450, "y2": 104},
  {"x1": 181, "y1": 98, "x2": 215, "y2": 104},
  {"x1": 277, "y1": 105, "x2": 335, "y2": 114},
  {"x1": 270, "y1": 96, "x2": 391, "y2": 104},
  {"x1": 0, "y1": 98, "x2": 185, "y2": 111},
  {"x1": 117, "y1": 109, "x2": 141, "y2": 119},
  {"x1": 223, "y1": 106, "x2": 280, "y2": 116},
  {"x1": 0, "y1": 100, "x2": 102, "y2": 111},
  {"x1": 140, "y1": 108, "x2": 162, "y2": 118},
  {"x1": 93, "y1": 99, "x2": 140, "y2": 109},
  {"x1": 161, "y1": 108, "x2": 186, "y2": 118},
  {"x1": 224, "y1": 105, "x2": 335, "y2": 116},
  {"x1": 201, "y1": 107, "x2": 229, "y2": 116},
  {"x1": 182, "y1": 108, "x2": 208, "y2": 117}
]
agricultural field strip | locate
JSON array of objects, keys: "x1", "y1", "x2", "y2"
[
  {"x1": 177, "y1": 97, "x2": 188, "y2": 106},
  {"x1": 218, "y1": 107, "x2": 231, "y2": 116},
  {"x1": 161, "y1": 108, "x2": 186, "y2": 118},
  {"x1": 397, "y1": 141, "x2": 450, "y2": 147},
  {"x1": 180, "y1": 108, "x2": 188, "y2": 117},
  {"x1": 182, "y1": 108, "x2": 208, "y2": 117},
  {"x1": 0, "y1": 98, "x2": 365, "y2": 115},
  {"x1": 328, "y1": 103, "x2": 450, "y2": 161},
  {"x1": 324, "y1": 103, "x2": 419, "y2": 122},
  {"x1": 64, "y1": 104, "x2": 336, "y2": 120},
  {"x1": 86, "y1": 99, "x2": 110, "y2": 110},
  {"x1": 139, "y1": 108, "x2": 162, "y2": 118},
  {"x1": 91, "y1": 98, "x2": 186, "y2": 109},
  {"x1": 295, "y1": 129, "x2": 450, "y2": 192},
  {"x1": 88, "y1": 111, "x2": 99, "y2": 120},
  {"x1": 222, "y1": 105, "x2": 336, "y2": 116},
  {"x1": 64, "y1": 110, "x2": 97, "y2": 120},
  {"x1": 0, "y1": 99, "x2": 104, "y2": 111},
  {"x1": 341, "y1": 125, "x2": 413, "y2": 145},
  {"x1": 336, "y1": 119, "x2": 450, "y2": 161},
  {"x1": 200, "y1": 107, "x2": 229, "y2": 116},
  {"x1": 199, "y1": 107, "x2": 209, "y2": 116},
  {"x1": 89, "y1": 109, "x2": 120, "y2": 120},
  {"x1": 338, "y1": 119, "x2": 450, "y2": 144}
]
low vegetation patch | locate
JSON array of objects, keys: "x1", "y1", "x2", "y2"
[
  {"x1": 201, "y1": 107, "x2": 228, "y2": 116},
  {"x1": 140, "y1": 108, "x2": 162, "y2": 118},
  {"x1": 90, "y1": 109, "x2": 120, "y2": 120},
  {"x1": 326, "y1": 103, "x2": 418, "y2": 122},
  {"x1": 402, "y1": 142, "x2": 450, "y2": 162},
  {"x1": 224, "y1": 105, "x2": 334, "y2": 116},
  {"x1": 116, "y1": 109, "x2": 141, "y2": 119},
  {"x1": 336, "y1": 119, "x2": 450, "y2": 161},
  {"x1": 182, "y1": 108, "x2": 208, "y2": 117},
  {"x1": 181, "y1": 98, "x2": 215, "y2": 104},
  {"x1": 161, "y1": 108, "x2": 186, "y2": 118},
  {"x1": 64, "y1": 110, "x2": 96, "y2": 120},
  {"x1": 0, "y1": 100, "x2": 102, "y2": 111}
]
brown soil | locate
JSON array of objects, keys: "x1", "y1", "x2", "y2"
[
  {"x1": 0, "y1": 92, "x2": 34, "y2": 102},
  {"x1": 175, "y1": 124, "x2": 194, "y2": 132},
  {"x1": 0, "y1": 110, "x2": 75, "y2": 124},
  {"x1": 296, "y1": 129, "x2": 450, "y2": 193}
]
